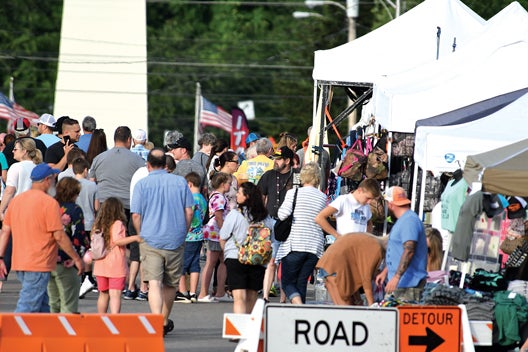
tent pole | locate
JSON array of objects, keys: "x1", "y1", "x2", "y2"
[
  {"x1": 383, "y1": 132, "x2": 393, "y2": 236},
  {"x1": 411, "y1": 162, "x2": 419, "y2": 212},
  {"x1": 324, "y1": 87, "x2": 372, "y2": 133},
  {"x1": 419, "y1": 166, "x2": 426, "y2": 219}
]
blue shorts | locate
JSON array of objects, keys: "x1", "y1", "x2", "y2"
[
  {"x1": 182, "y1": 241, "x2": 203, "y2": 274},
  {"x1": 272, "y1": 240, "x2": 280, "y2": 260}
]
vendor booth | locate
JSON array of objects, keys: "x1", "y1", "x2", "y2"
[{"x1": 412, "y1": 92, "x2": 528, "y2": 217}]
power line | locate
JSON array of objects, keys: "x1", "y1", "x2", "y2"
[{"x1": 0, "y1": 54, "x2": 312, "y2": 70}]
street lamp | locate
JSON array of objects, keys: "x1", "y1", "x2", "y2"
[{"x1": 292, "y1": 11, "x2": 324, "y2": 19}]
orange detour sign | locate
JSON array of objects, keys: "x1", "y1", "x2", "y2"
[{"x1": 398, "y1": 306, "x2": 462, "y2": 352}]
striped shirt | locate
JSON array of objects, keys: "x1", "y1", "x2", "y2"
[{"x1": 276, "y1": 186, "x2": 327, "y2": 261}]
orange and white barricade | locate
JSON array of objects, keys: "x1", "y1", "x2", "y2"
[{"x1": 0, "y1": 313, "x2": 163, "y2": 352}]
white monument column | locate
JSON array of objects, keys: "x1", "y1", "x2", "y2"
[{"x1": 54, "y1": 0, "x2": 148, "y2": 142}]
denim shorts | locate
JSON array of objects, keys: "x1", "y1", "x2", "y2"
[
  {"x1": 182, "y1": 241, "x2": 203, "y2": 274},
  {"x1": 206, "y1": 240, "x2": 222, "y2": 252}
]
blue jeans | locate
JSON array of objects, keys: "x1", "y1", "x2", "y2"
[
  {"x1": 15, "y1": 271, "x2": 51, "y2": 312},
  {"x1": 281, "y1": 252, "x2": 319, "y2": 303}
]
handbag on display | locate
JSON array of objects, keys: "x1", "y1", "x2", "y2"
[
  {"x1": 338, "y1": 139, "x2": 367, "y2": 181},
  {"x1": 500, "y1": 235, "x2": 528, "y2": 255}
]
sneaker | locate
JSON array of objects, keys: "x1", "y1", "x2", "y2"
[
  {"x1": 79, "y1": 277, "x2": 94, "y2": 299},
  {"x1": 197, "y1": 294, "x2": 218, "y2": 303},
  {"x1": 215, "y1": 293, "x2": 233, "y2": 302},
  {"x1": 163, "y1": 319, "x2": 174, "y2": 337},
  {"x1": 136, "y1": 291, "x2": 148, "y2": 301},
  {"x1": 189, "y1": 293, "x2": 197, "y2": 303},
  {"x1": 123, "y1": 289, "x2": 138, "y2": 300},
  {"x1": 174, "y1": 291, "x2": 191, "y2": 303}
]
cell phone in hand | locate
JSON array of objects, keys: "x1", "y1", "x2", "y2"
[{"x1": 63, "y1": 135, "x2": 71, "y2": 144}]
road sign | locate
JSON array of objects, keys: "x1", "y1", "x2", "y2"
[
  {"x1": 399, "y1": 306, "x2": 462, "y2": 352},
  {"x1": 265, "y1": 304, "x2": 398, "y2": 352}
]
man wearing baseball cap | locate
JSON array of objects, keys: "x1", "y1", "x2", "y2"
[
  {"x1": 0, "y1": 163, "x2": 83, "y2": 312},
  {"x1": 375, "y1": 186, "x2": 427, "y2": 301},
  {"x1": 36, "y1": 113, "x2": 60, "y2": 148},
  {"x1": 257, "y1": 145, "x2": 301, "y2": 303},
  {"x1": 131, "y1": 129, "x2": 149, "y2": 161}
]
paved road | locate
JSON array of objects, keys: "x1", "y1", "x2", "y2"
[{"x1": 0, "y1": 278, "x2": 252, "y2": 352}]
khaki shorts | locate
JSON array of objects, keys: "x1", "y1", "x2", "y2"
[{"x1": 139, "y1": 241, "x2": 184, "y2": 287}]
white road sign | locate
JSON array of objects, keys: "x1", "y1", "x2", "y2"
[{"x1": 266, "y1": 304, "x2": 398, "y2": 352}]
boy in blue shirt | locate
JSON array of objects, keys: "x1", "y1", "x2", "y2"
[{"x1": 175, "y1": 172, "x2": 207, "y2": 303}]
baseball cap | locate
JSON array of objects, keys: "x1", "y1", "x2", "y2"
[
  {"x1": 166, "y1": 136, "x2": 192, "y2": 151},
  {"x1": 14, "y1": 117, "x2": 30, "y2": 132},
  {"x1": 133, "y1": 129, "x2": 147, "y2": 142},
  {"x1": 246, "y1": 132, "x2": 260, "y2": 145},
  {"x1": 384, "y1": 186, "x2": 411, "y2": 206},
  {"x1": 507, "y1": 196, "x2": 527, "y2": 219},
  {"x1": 30, "y1": 163, "x2": 60, "y2": 181},
  {"x1": 38, "y1": 113, "x2": 56, "y2": 128},
  {"x1": 483, "y1": 193, "x2": 504, "y2": 218},
  {"x1": 273, "y1": 146, "x2": 295, "y2": 160}
]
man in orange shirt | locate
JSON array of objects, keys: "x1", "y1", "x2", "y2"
[{"x1": 0, "y1": 163, "x2": 83, "y2": 312}]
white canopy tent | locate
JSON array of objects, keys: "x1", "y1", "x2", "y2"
[
  {"x1": 308, "y1": 0, "x2": 485, "y2": 168},
  {"x1": 373, "y1": 2, "x2": 528, "y2": 132},
  {"x1": 312, "y1": 0, "x2": 485, "y2": 84},
  {"x1": 412, "y1": 92, "x2": 528, "y2": 216}
]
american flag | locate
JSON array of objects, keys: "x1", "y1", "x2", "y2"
[
  {"x1": 200, "y1": 96, "x2": 232, "y2": 132},
  {"x1": 0, "y1": 92, "x2": 39, "y2": 126},
  {"x1": 0, "y1": 93, "x2": 18, "y2": 122}
]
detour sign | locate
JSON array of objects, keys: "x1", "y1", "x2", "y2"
[{"x1": 398, "y1": 306, "x2": 462, "y2": 352}]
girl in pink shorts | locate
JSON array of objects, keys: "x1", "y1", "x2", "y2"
[{"x1": 88, "y1": 197, "x2": 141, "y2": 313}]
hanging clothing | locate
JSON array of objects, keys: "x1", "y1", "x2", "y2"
[
  {"x1": 451, "y1": 191, "x2": 483, "y2": 261},
  {"x1": 440, "y1": 178, "x2": 469, "y2": 232}
]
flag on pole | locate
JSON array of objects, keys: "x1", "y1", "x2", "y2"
[
  {"x1": 199, "y1": 96, "x2": 232, "y2": 133},
  {"x1": 231, "y1": 107, "x2": 249, "y2": 153},
  {"x1": 0, "y1": 93, "x2": 18, "y2": 121},
  {"x1": 0, "y1": 92, "x2": 39, "y2": 133}
]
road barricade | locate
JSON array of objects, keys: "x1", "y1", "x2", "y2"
[{"x1": 0, "y1": 313, "x2": 163, "y2": 352}]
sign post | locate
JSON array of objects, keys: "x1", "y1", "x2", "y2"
[
  {"x1": 265, "y1": 304, "x2": 398, "y2": 352},
  {"x1": 398, "y1": 306, "x2": 462, "y2": 352}
]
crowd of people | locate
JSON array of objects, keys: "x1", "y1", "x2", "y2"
[{"x1": 0, "y1": 114, "x2": 436, "y2": 339}]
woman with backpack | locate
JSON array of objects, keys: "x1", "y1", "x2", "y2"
[{"x1": 220, "y1": 182, "x2": 275, "y2": 314}]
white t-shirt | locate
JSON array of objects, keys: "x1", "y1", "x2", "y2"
[
  {"x1": 6, "y1": 160, "x2": 36, "y2": 195},
  {"x1": 329, "y1": 193, "x2": 372, "y2": 234},
  {"x1": 130, "y1": 166, "x2": 149, "y2": 205}
]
